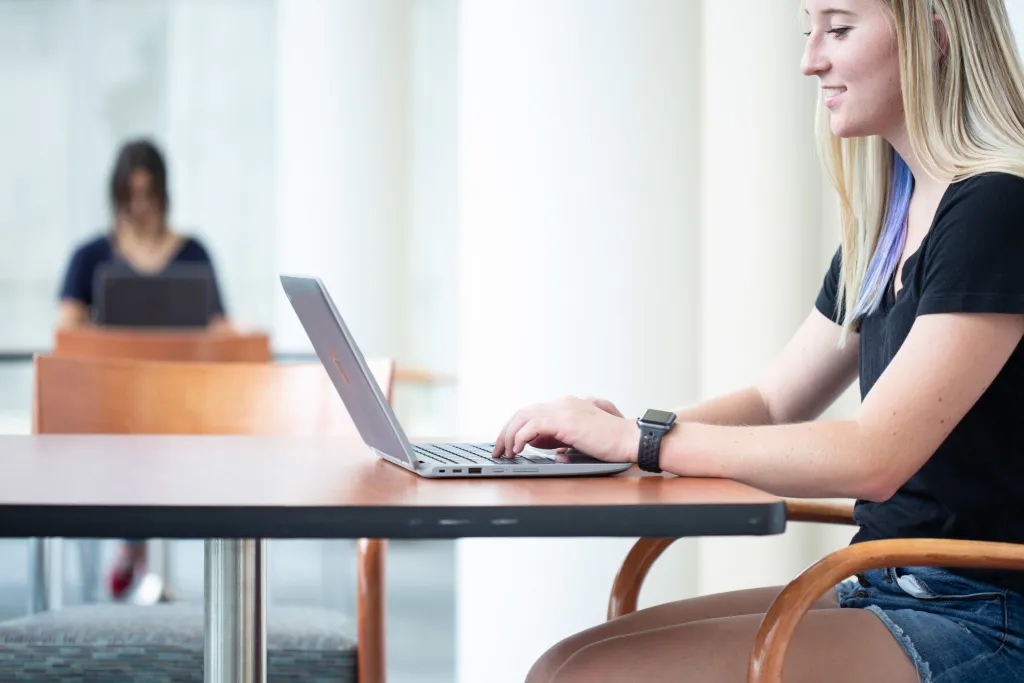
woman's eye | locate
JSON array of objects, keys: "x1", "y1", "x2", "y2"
[{"x1": 803, "y1": 27, "x2": 851, "y2": 39}]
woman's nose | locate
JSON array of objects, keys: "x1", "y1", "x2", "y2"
[{"x1": 800, "y1": 37, "x2": 829, "y2": 77}]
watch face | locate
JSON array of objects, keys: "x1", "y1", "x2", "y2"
[{"x1": 640, "y1": 409, "x2": 676, "y2": 426}]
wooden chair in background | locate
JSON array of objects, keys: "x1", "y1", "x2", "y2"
[
  {"x1": 53, "y1": 326, "x2": 272, "y2": 363},
  {"x1": 16, "y1": 353, "x2": 395, "y2": 683},
  {"x1": 33, "y1": 354, "x2": 392, "y2": 437},
  {"x1": 37, "y1": 326, "x2": 272, "y2": 610},
  {"x1": 607, "y1": 499, "x2": 1024, "y2": 682}
]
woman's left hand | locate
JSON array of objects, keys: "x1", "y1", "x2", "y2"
[{"x1": 491, "y1": 395, "x2": 639, "y2": 463}]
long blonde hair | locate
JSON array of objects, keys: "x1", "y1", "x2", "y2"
[{"x1": 818, "y1": 0, "x2": 1024, "y2": 341}]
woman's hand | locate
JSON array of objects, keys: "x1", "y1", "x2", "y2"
[{"x1": 491, "y1": 395, "x2": 639, "y2": 463}]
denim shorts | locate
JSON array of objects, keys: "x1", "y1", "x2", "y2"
[{"x1": 836, "y1": 566, "x2": 1024, "y2": 682}]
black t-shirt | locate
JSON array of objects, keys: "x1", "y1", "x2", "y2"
[
  {"x1": 59, "y1": 234, "x2": 226, "y2": 315},
  {"x1": 816, "y1": 172, "x2": 1024, "y2": 596}
]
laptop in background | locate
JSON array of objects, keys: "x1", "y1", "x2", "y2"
[
  {"x1": 93, "y1": 263, "x2": 214, "y2": 328},
  {"x1": 280, "y1": 274, "x2": 631, "y2": 479}
]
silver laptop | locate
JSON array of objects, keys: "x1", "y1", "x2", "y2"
[{"x1": 280, "y1": 275, "x2": 631, "y2": 479}]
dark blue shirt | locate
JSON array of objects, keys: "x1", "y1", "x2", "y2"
[{"x1": 59, "y1": 234, "x2": 226, "y2": 315}]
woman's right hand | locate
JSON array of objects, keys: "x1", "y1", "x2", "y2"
[
  {"x1": 552, "y1": 396, "x2": 625, "y2": 453},
  {"x1": 586, "y1": 397, "x2": 624, "y2": 418}
]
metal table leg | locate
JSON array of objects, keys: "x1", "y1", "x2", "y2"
[
  {"x1": 26, "y1": 537, "x2": 63, "y2": 614},
  {"x1": 204, "y1": 539, "x2": 267, "y2": 683},
  {"x1": 77, "y1": 539, "x2": 101, "y2": 604}
]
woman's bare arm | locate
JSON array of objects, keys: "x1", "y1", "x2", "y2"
[
  {"x1": 56, "y1": 300, "x2": 90, "y2": 328},
  {"x1": 660, "y1": 311, "x2": 1024, "y2": 501}
]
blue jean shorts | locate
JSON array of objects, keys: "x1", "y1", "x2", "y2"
[{"x1": 836, "y1": 566, "x2": 1024, "y2": 682}]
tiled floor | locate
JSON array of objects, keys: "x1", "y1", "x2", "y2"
[{"x1": 0, "y1": 363, "x2": 456, "y2": 683}]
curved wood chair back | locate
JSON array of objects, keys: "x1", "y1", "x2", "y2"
[
  {"x1": 53, "y1": 327, "x2": 272, "y2": 363},
  {"x1": 33, "y1": 355, "x2": 394, "y2": 436}
]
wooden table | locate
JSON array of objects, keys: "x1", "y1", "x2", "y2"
[{"x1": 0, "y1": 435, "x2": 785, "y2": 683}]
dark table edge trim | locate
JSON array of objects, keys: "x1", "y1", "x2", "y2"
[{"x1": 0, "y1": 501, "x2": 787, "y2": 539}]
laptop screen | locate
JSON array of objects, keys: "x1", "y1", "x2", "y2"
[
  {"x1": 280, "y1": 275, "x2": 416, "y2": 468},
  {"x1": 94, "y1": 263, "x2": 213, "y2": 328}
]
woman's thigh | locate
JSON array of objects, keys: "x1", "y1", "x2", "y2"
[
  {"x1": 527, "y1": 586, "x2": 839, "y2": 683},
  {"x1": 550, "y1": 607, "x2": 918, "y2": 683}
]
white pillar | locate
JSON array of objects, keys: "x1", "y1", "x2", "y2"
[
  {"x1": 455, "y1": 2, "x2": 702, "y2": 682},
  {"x1": 270, "y1": 0, "x2": 411, "y2": 618},
  {"x1": 273, "y1": 0, "x2": 410, "y2": 359},
  {"x1": 696, "y1": 1, "x2": 828, "y2": 595}
]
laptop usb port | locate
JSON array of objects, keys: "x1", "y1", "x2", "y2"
[
  {"x1": 452, "y1": 468, "x2": 463, "y2": 474},
  {"x1": 469, "y1": 467, "x2": 482, "y2": 474}
]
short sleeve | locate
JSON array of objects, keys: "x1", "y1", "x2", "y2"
[
  {"x1": 58, "y1": 244, "x2": 98, "y2": 306},
  {"x1": 918, "y1": 174, "x2": 1024, "y2": 316},
  {"x1": 815, "y1": 246, "x2": 844, "y2": 324}
]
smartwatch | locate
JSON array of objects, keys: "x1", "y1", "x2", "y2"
[{"x1": 636, "y1": 409, "x2": 677, "y2": 473}]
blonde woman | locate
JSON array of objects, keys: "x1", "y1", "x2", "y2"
[{"x1": 494, "y1": 1, "x2": 1024, "y2": 681}]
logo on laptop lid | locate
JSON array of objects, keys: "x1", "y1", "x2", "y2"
[{"x1": 329, "y1": 348, "x2": 351, "y2": 385}]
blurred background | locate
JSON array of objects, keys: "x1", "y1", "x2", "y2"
[{"x1": 3, "y1": 1, "x2": 1024, "y2": 682}]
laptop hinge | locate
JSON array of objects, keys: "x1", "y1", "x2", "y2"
[{"x1": 374, "y1": 447, "x2": 418, "y2": 472}]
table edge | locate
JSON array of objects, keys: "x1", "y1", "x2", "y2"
[{"x1": 0, "y1": 500, "x2": 787, "y2": 540}]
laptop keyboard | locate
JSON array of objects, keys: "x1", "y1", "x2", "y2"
[{"x1": 413, "y1": 443, "x2": 556, "y2": 467}]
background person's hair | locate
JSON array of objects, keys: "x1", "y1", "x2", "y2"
[
  {"x1": 814, "y1": 0, "x2": 1024, "y2": 342},
  {"x1": 109, "y1": 138, "x2": 170, "y2": 218}
]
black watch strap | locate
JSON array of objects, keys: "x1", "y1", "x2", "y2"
[{"x1": 638, "y1": 425, "x2": 666, "y2": 473}]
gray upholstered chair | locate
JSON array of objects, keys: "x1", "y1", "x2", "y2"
[{"x1": 0, "y1": 603, "x2": 356, "y2": 682}]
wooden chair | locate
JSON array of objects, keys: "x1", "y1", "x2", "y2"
[
  {"x1": 53, "y1": 326, "x2": 272, "y2": 363},
  {"x1": 46, "y1": 327, "x2": 270, "y2": 605},
  {"x1": 10, "y1": 353, "x2": 395, "y2": 683},
  {"x1": 608, "y1": 499, "x2": 1024, "y2": 682},
  {"x1": 32, "y1": 354, "x2": 391, "y2": 437}
]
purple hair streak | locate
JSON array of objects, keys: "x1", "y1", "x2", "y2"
[{"x1": 849, "y1": 150, "x2": 914, "y2": 321}]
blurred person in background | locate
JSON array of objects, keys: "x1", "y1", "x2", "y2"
[
  {"x1": 56, "y1": 138, "x2": 230, "y2": 599},
  {"x1": 57, "y1": 138, "x2": 228, "y2": 330}
]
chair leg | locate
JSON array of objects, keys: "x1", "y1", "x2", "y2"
[
  {"x1": 146, "y1": 538, "x2": 178, "y2": 602},
  {"x1": 357, "y1": 538, "x2": 387, "y2": 683},
  {"x1": 26, "y1": 537, "x2": 63, "y2": 614},
  {"x1": 77, "y1": 539, "x2": 101, "y2": 604}
]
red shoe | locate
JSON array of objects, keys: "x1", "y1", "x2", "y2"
[{"x1": 108, "y1": 545, "x2": 144, "y2": 600}]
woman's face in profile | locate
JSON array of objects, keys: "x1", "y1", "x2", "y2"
[
  {"x1": 800, "y1": 0, "x2": 904, "y2": 139},
  {"x1": 123, "y1": 168, "x2": 162, "y2": 228}
]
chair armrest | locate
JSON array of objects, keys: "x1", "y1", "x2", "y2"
[
  {"x1": 784, "y1": 499, "x2": 855, "y2": 525},
  {"x1": 748, "y1": 538, "x2": 1024, "y2": 683},
  {"x1": 607, "y1": 499, "x2": 855, "y2": 620},
  {"x1": 607, "y1": 538, "x2": 680, "y2": 620},
  {"x1": 357, "y1": 539, "x2": 387, "y2": 683}
]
